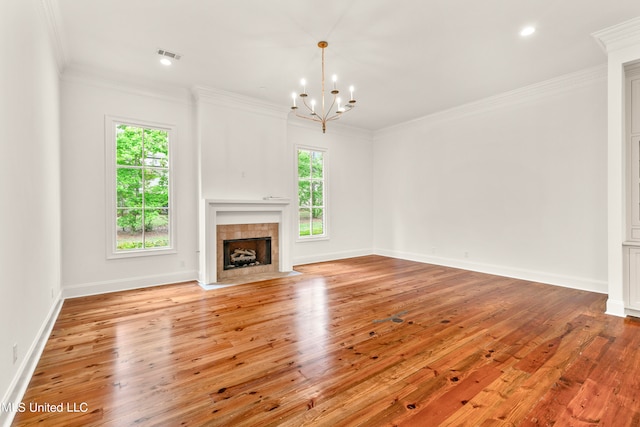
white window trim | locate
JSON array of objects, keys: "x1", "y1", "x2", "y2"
[
  {"x1": 295, "y1": 144, "x2": 329, "y2": 242},
  {"x1": 105, "y1": 115, "x2": 177, "y2": 259}
]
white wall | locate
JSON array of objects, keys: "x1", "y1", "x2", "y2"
[
  {"x1": 288, "y1": 122, "x2": 374, "y2": 264},
  {"x1": 373, "y1": 67, "x2": 608, "y2": 293},
  {"x1": 0, "y1": 0, "x2": 62, "y2": 422},
  {"x1": 60, "y1": 72, "x2": 199, "y2": 297},
  {"x1": 195, "y1": 89, "x2": 291, "y2": 200}
]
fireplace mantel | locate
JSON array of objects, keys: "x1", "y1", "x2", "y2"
[{"x1": 199, "y1": 199, "x2": 292, "y2": 284}]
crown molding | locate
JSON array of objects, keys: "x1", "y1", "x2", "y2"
[
  {"x1": 37, "y1": 0, "x2": 68, "y2": 75},
  {"x1": 375, "y1": 65, "x2": 606, "y2": 138},
  {"x1": 592, "y1": 16, "x2": 640, "y2": 54},
  {"x1": 192, "y1": 86, "x2": 289, "y2": 121},
  {"x1": 62, "y1": 64, "x2": 193, "y2": 105}
]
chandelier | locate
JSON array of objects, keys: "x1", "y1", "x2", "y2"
[{"x1": 290, "y1": 41, "x2": 356, "y2": 133}]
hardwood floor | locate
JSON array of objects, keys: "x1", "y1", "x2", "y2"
[{"x1": 12, "y1": 255, "x2": 640, "y2": 426}]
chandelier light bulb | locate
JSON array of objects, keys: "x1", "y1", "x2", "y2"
[
  {"x1": 291, "y1": 92, "x2": 297, "y2": 108},
  {"x1": 300, "y1": 79, "x2": 307, "y2": 95},
  {"x1": 331, "y1": 74, "x2": 339, "y2": 94}
]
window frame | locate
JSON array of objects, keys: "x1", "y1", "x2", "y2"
[
  {"x1": 105, "y1": 115, "x2": 177, "y2": 259},
  {"x1": 295, "y1": 145, "x2": 329, "y2": 242}
]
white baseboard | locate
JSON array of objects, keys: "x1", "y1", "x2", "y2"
[
  {"x1": 607, "y1": 299, "x2": 627, "y2": 317},
  {"x1": 0, "y1": 292, "x2": 63, "y2": 427},
  {"x1": 374, "y1": 249, "x2": 608, "y2": 294},
  {"x1": 293, "y1": 248, "x2": 374, "y2": 266},
  {"x1": 63, "y1": 270, "x2": 199, "y2": 298}
]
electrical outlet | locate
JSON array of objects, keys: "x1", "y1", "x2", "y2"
[{"x1": 12, "y1": 344, "x2": 17, "y2": 364}]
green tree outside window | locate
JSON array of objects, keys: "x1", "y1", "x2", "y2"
[
  {"x1": 115, "y1": 124, "x2": 170, "y2": 250},
  {"x1": 298, "y1": 148, "x2": 325, "y2": 237}
]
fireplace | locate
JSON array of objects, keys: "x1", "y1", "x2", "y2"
[
  {"x1": 216, "y1": 222, "x2": 279, "y2": 281},
  {"x1": 223, "y1": 237, "x2": 272, "y2": 270},
  {"x1": 199, "y1": 199, "x2": 292, "y2": 285}
]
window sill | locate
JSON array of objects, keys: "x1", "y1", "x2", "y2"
[
  {"x1": 107, "y1": 247, "x2": 177, "y2": 259},
  {"x1": 296, "y1": 236, "x2": 329, "y2": 243}
]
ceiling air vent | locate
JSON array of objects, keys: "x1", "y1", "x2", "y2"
[{"x1": 157, "y1": 49, "x2": 181, "y2": 61}]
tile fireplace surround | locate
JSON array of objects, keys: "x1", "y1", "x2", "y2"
[
  {"x1": 217, "y1": 223, "x2": 278, "y2": 280},
  {"x1": 199, "y1": 199, "x2": 292, "y2": 284}
]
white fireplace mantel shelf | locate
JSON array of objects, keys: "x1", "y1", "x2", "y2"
[
  {"x1": 205, "y1": 198, "x2": 291, "y2": 206},
  {"x1": 199, "y1": 198, "x2": 292, "y2": 284}
]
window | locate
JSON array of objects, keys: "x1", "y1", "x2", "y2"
[
  {"x1": 106, "y1": 117, "x2": 175, "y2": 257},
  {"x1": 297, "y1": 147, "x2": 327, "y2": 239}
]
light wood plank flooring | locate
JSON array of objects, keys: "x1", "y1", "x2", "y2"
[{"x1": 12, "y1": 256, "x2": 640, "y2": 426}]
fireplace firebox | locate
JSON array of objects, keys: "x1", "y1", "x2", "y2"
[{"x1": 223, "y1": 237, "x2": 272, "y2": 270}]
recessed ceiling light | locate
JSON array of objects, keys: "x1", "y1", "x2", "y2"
[
  {"x1": 520, "y1": 26, "x2": 536, "y2": 37},
  {"x1": 157, "y1": 49, "x2": 181, "y2": 66}
]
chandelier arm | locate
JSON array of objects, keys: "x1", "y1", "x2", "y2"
[
  {"x1": 328, "y1": 98, "x2": 356, "y2": 118},
  {"x1": 326, "y1": 104, "x2": 356, "y2": 122},
  {"x1": 299, "y1": 94, "x2": 316, "y2": 116},
  {"x1": 342, "y1": 106, "x2": 356, "y2": 115},
  {"x1": 294, "y1": 113, "x2": 323, "y2": 123},
  {"x1": 322, "y1": 94, "x2": 338, "y2": 121}
]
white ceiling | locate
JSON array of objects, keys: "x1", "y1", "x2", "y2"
[{"x1": 53, "y1": 0, "x2": 640, "y2": 131}]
